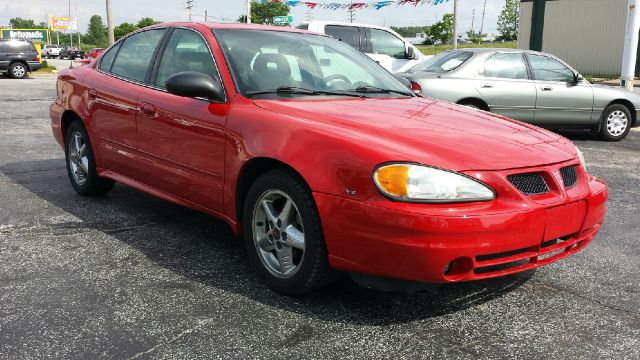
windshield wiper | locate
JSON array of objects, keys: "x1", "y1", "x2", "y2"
[
  {"x1": 246, "y1": 86, "x2": 364, "y2": 98},
  {"x1": 351, "y1": 86, "x2": 413, "y2": 97}
]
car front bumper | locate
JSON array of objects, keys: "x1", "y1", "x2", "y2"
[{"x1": 314, "y1": 164, "x2": 607, "y2": 283}]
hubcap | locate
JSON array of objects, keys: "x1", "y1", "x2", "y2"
[
  {"x1": 12, "y1": 65, "x2": 25, "y2": 77},
  {"x1": 252, "y1": 189, "x2": 305, "y2": 278},
  {"x1": 68, "y1": 132, "x2": 89, "y2": 185},
  {"x1": 607, "y1": 110, "x2": 628, "y2": 136}
]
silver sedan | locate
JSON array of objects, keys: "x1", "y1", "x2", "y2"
[{"x1": 401, "y1": 48, "x2": 640, "y2": 141}]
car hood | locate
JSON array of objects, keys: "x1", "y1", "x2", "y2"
[{"x1": 253, "y1": 97, "x2": 576, "y2": 171}]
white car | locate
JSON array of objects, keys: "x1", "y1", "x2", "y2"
[
  {"x1": 42, "y1": 44, "x2": 61, "y2": 58},
  {"x1": 299, "y1": 21, "x2": 427, "y2": 73}
]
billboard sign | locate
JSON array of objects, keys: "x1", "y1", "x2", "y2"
[
  {"x1": 49, "y1": 16, "x2": 78, "y2": 32},
  {"x1": 0, "y1": 29, "x2": 48, "y2": 43}
]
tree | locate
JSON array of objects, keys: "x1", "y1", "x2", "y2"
[
  {"x1": 9, "y1": 17, "x2": 38, "y2": 29},
  {"x1": 427, "y1": 13, "x2": 454, "y2": 43},
  {"x1": 497, "y1": 0, "x2": 519, "y2": 41},
  {"x1": 84, "y1": 15, "x2": 108, "y2": 47},
  {"x1": 137, "y1": 17, "x2": 161, "y2": 28},
  {"x1": 239, "y1": 2, "x2": 290, "y2": 25},
  {"x1": 114, "y1": 23, "x2": 138, "y2": 41}
]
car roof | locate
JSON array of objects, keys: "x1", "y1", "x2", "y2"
[
  {"x1": 446, "y1": 47, "x2": 547, "y2": 56},
  {"x1": 149, "y1": 22, "x2": 326, "y2": 36}
]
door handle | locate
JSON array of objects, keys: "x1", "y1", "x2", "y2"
[
  {"x1": 541, "y1": 86, "x2": 553, "y2": 91},
  {"x1": 480, "y1": 83, "x2": 493, "y2": 88},
  {"x1": 87, "y1": 88, "x2": 97, "y2": 100},
  {"x1": 140, "y1": 103, "x2": 156, "y2": 117}
]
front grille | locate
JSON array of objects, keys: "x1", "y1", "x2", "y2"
[
  {"x1": 559, "y1": 166, "x2": 578, "y2": 188},
  {"x1": 507, "y1": 173, "x2": 549, "y2": 195}
]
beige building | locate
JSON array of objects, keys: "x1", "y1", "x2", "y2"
[{"x1": 519, "y1": 0, "x2": 628, "y2": 76}]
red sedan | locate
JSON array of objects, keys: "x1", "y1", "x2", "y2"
[{"x1": 50, "y1": 23, "x2": 607, "y2": 295}]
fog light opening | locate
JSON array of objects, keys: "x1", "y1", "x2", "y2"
[{"x1": 443, "y1": 257, "x2": 473, "y2": 280}]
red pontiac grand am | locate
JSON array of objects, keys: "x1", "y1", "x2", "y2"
[{"x1": 50, "y1": 23, "x2": 608, "y2": 295}]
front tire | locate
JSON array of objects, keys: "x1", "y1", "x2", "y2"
[
  {"x1": 243, "y1": 169, "x2": 338, "y2": 295},
  {"x1": 600, "y1": 104, "x2": 631, "y2": 141},
  {"x1": 8, "y1": 62, "x2": 27, "y2": 79},
  {"x1": 65, "y1": 121, "x2": 115, "y2": 196}
]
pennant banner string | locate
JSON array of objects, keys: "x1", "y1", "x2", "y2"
[{"x1": 255, "y1": 0, "x2": 449, "y2": 11}]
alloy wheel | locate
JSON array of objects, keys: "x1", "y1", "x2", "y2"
[
  {"x1": 68, "y1": 131, "x2": 89, "y2": 185},
  {"x1": 252, "y1": 189, "x2": 306, "y2": 279},
  {"x1": 12, "y1": 64, "x2": 26, "y2": 78}
]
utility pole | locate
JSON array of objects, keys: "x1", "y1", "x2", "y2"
[
  {"x1": 471, "y1": 8, "x2": 475, "y2": 37},
  {"x1": 452, "y1": 0, "x2": 458, "y2": 49},
  {"x1": 76, "y1": 1, "x2": 80, "y2": 47},
  {"x1": 348, "y1": 2, "x2": 355, "y2": 23},
  {"x1": 247, "y1": 0, "x2": 251, "y2": 23},
  {"x1": 106, "y1": 0, "x2": 114, "y2": 45},
  {"x1": 480, "y1": 0, "x2": 487, "y2": 39},
  {"x1": 622, "y1": 0, "x2": 640, "y2": 90},
  {"x1": 205, "y1": 10, "x2": 208, "y2": 21},
  {"x1": 186, "y1": 0, "x2": 194, "y2": 21}
]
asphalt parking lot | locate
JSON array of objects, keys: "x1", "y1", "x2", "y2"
[{"x1": 0, "y1": 77, "x2": 638, "y2": 359}]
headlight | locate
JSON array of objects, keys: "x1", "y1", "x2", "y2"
[
  {"x1": 373, "y1": 163, "x2": 495, "y2": 203},
  {"x1": 576, "y1": 147, "x2": 587, "y2": 171}
]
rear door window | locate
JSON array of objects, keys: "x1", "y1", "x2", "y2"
[
  {"x1": 110, "y1": 29, "x2": 166, "y2": 83},
  {"x1": 99, "y1": 42, "x2": 122, "y2": 72},
  {"x1": 482, "y1": 53, "x2": 528, "y2": 79},
  {"x1": 325, "y1": 25, "x2": 360, "y2": 50}
]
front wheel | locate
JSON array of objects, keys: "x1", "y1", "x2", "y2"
[
  {"x1": 65, "y1": 121, "x2": 115, "y2": 195},
  {"x1": 600, "y1": 104, "x2": 631, "y2": 141},
  {"x1": 243, "y1": 169, "x2": 338, "y2": 295}
]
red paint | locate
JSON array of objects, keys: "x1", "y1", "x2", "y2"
[{"x1": 50, "y1": 23, "x2": 608, "y2": 284}]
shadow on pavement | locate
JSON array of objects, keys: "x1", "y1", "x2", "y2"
[{"x1": 1, "y1": 159, "x2": 532, "y2": 326}]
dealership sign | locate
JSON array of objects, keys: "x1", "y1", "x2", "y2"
[
  {"x1": 49, "y1": 16, "x2": 78, "y2": 32},
  {"x1": 0, "y1": 29, "x2": 48, "y2": 43}
]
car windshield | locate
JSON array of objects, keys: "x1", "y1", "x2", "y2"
[
  {"x1": 214, "y1": 29, "x2": 411, "y2": 98},
  {"x1": 410, "y1": 50, "x2": 473, "y2": 73}
]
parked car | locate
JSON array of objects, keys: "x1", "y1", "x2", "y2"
[
  {"x1": 42, "y1": 44, "x2": 61, "y2": 58},
  {"x1": 50, "y1": 23, "x2": 607, "y2": 295},
  {"x1": 60, "y1": 46, "x2": 85, "y2": 59},
  {"x1": 0, "y1": 39, "x2": 41, "y2": 79},
  {"x1": 298, "y1": 21, "x2": 427, "y2": 73},
  {"x1": 86, "y1": 48, "x2": 104, "y2": 58},
  {"x1": 401, "y1": 48, "x2": 640, "y2": 141}
]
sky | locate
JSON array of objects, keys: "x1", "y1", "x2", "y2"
[{"x1": 0, "y1": 0, "x2": 505, "y2": 35}]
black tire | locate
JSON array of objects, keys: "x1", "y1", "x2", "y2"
[
  {"x1": 600, "y1": 104, "x2": 631, "y2": 141},
  {"x1": 8, "y1": 62, "x2": 28, "y2": 79},
  {"x1": 65, "y1": 120, "x2": 115, "y2": 196},
  {"x1": 242, "y1": 169, "x2": 338, "y2": 295}
]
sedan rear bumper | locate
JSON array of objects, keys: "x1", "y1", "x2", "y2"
[{"x1": 314, "y1": 174, "x2": 607, "y2": 283}]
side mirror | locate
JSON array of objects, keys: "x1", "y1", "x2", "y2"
[
  {"x1": 165, "y1": 71, "x2": 224, "y2": 101},
  {"x1": 574, "y1": 73, "x2": 584, "y2": 83},
  {"x1": 406, "y1": 46, "x2": 416, "y2": 60}
]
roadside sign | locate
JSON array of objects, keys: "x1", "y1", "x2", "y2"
[
  {"x1": 49, "y1": 16, "x2": 78, "y2": 32},
  {"x1": 0, "y1": 29, "x2": 48, "y2": 44},
  {"x1": 273, "y1": 16, "x2": 293, "y2": 24}
]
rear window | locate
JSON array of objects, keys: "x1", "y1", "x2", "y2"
[
  {"x1": 410, "y1": 50, "x2": 473, "y2": 73},
  {"x1": 325, "y1": 25, "x2": 360, "y2": 50}
]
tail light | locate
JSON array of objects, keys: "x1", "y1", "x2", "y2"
[
  {"x1": 36, "y1": 54, "x2": 41, "y2": 62},
  {"x1": 410, "y1": 81, "x2": 422, "y2": 95}
]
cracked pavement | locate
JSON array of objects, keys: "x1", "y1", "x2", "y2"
[{"x1": 0, "y1": 77, "x2": 638, "y2": 359}]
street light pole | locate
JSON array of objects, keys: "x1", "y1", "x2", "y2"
[
  {"x1": 452, "y1": 0, "x2": 458, "y2": 49},
  {"x1": 106, "y1": 0, "x2": 114, "y2": 45}
]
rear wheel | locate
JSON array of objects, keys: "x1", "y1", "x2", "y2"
[
  {"x1": 8, "y1": 62, "x2": 27, "y2": 79},
  {"x1": 600, "y1": 104, "x2": 631, "y2": 141},
  {"x1": 243, "y1": 169, "x2": 338, "y2": 295},
  {"x1": 65, "y1": 121, "x2": 115, "y2": 195}
]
